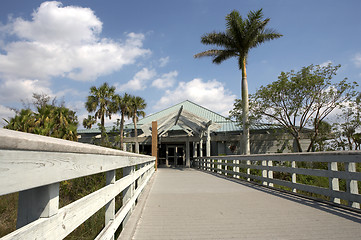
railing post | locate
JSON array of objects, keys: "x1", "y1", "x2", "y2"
[
  {"x1": 268, "y1": 160, "x2": 274, "y2": 187},
  {"x1": 236, "y1": 159, "x2": 240, "y2": 179},
  {"x1": 218, "y1": 159, "x2": 222, "y2": 174},
  {"x1": 105, "y1": 169, "x2": 116, "y2": 240},
  {"x1": 123, "y1": 165, "x2": 135, "y2": 226},
  {"x1": 233, "y1": 159, "x2": 237, "y2": 178},
  {"x1": 262, "y1": 160, "x2": 267, "y2": 186},
  {"x1": 328, "y1": 161, "x2": 340, "y2": 204},
  {"x1": 345, "y1": 162, "x2": 360, "y2": 209},
  {"x1": 16, "y1": 183, "x2": 59, "y2": 229},
  {"x1": 292, "y1": 161, "x2": 297, "y2": 193},
  {"x1": 246, "y1": 160, "x2": 251, "y2": 181}
]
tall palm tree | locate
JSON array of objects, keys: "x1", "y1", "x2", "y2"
[
  {"x1": 129, "y1": 96, "x2": 146, "y2": 153},
  {"x1": 85, "y1": 82, "x2": 116, "y2": 145},
  {"x1": 194, "y1": 9, "x2": 282, "y2": 155},
  {"x1": 113, "y1": 93, "x2": 132, "y2": 150}
]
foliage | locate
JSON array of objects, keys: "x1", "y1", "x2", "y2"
[
  {"x1": 83, "y1": 115, "x2": 97, "y2": 129},
  {"x1": 230, "y1": 64, "x2": 359, "y2": 152},
  {"x1": 330, "y1": 92, "x2": 361, "y2": 150},
  {"x1": 195, "y1": 9, "x2": 282, "y2": 155},
  {"x1": 85, "y1": 82, "x2": 116, "y2": 145},
  {"x1": 4, "y1": 94, "x2": 78, "y2": 141},
  {"x1": 128, "y1": 96, "x2": 146, "y2": 152},
  {"x1": 112, "y1": 93, "x2": 132, "y2": 150}
]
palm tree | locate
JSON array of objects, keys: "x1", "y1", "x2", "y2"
[
  {"x1": 113, "y1": 93, "x2": 132, "y2": 150},
  {"x1": 129, "y1": 96, "x2": 146, "y2": 153},
  {"x1": 83, "y1": 115, "x2": 97, "y2": 129},
  {"x1": 85, "y1": 82, "x2": 116, "y2": 145},
  {"x1": 194, "y1": 9, "x2": 282, "y2": 155}
]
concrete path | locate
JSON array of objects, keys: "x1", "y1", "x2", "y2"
[{"x1": 126, "y1": 168, "x2": 361, "y2": 239}]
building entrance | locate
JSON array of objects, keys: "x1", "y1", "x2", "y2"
[{"x1": 166, "y1": 145, "x2": 185, "y2": 167}]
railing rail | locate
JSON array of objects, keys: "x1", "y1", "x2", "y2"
[
  {"x1": 195, "y1": 151, "x2": 361, "y2": 209},
  {"x1": 0, "y1": 129, "x2": 155, "y2": 240}
]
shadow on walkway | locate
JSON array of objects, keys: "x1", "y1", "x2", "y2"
[{"x1": 198, "y1": 169, "x2": 361, "y2": 224}]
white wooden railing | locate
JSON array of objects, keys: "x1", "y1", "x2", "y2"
[
  {"x1": 0, "y1": 128, "x2": 155, "y2": 240},
  {"x1": 195, "y1": 151, "x2": 361, "y2": 209}
]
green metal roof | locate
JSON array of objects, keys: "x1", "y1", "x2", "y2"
[{"x1": 78, "y1": 100, "x2": 281, "y2": 134}]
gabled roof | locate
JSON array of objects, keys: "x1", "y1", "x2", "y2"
[
  {"x1": 138, "y1": 100, "x2": 228, "y2": 125},
  {"x1": 78, "y1": 100, "x2": 282, "y2": 134}
]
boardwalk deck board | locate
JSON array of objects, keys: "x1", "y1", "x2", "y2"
[{"x1": 126, "y1": 168, "x2": 361, "y2": 240}]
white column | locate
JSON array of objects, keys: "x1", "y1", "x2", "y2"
[
  {"x1": 186, "y1": 140, "x2": 190, "y2": 167},
  {"x1": 206, "y1": 127, "x2": 211, "y2": 157},
  {"x1": 262, "y1": 160, "x2": 267, "y2": 186}
]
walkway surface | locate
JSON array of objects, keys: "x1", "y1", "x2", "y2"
[{"x1": 124, "y1": 168, "x2": 361, "y2": 239}]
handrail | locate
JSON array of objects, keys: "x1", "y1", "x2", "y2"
[
  {"x1": 0, "y1": 129, "x2": 155, "y2": 240},
  {"x1": 194, "y1": 151, "x2": 361, "y2": 209}
]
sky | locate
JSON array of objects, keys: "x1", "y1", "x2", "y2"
[{"x1": 0, "y1": 0, "x2": 361, "y2": 128}]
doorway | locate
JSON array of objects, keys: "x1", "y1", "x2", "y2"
[{"x1": 166, "y1": 145, "x2": 185, "y2": 167}]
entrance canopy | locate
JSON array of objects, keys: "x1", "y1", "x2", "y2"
[{"x1": 140, "y1": 106, "x2": 220, "y2": 137}]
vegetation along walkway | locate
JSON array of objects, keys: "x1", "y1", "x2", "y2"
[{"x1": 122, "y1": 168, "x2": 361, "y2": 240}]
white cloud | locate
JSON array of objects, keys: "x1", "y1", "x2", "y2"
[
  {"x1": 353, "y1": 53, "x2": 361, "y2": 67},
  {"x1": 155, "y1": 78, "x2": 236, "y2": 116},
  {"x1": 0, "y1": 78, "x2": 53, "y2": 103},
  {"x1": 319, "y1": 60, "x2": 332, "y2": 67},
  {"x1": 159, "y1": 56, "x2": 169, "y2": 67},
  {"x1": 151, "y1": 70, "x2": 178, "y2": 89},
  {"x1": 0, "y1": 1, "x2": 150, "y2": 104},
  {"x1": 117, "y1": 68, "x2": 156, "y2": 91}
]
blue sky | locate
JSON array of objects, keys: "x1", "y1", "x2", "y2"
[{"x1": 0, "y1": 0, "x2": 360, "y2": 127}]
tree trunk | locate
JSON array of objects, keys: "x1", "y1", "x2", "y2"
[
  {"x1": 101, "y1": 115, "x2": 105, "y2": 146},
  {"x1": 133, "y1": 115, "x2": 139, "y2": 154},
  {"x1": 120, "y1": 113, "x2": 124, "y2": 150},
  {"x1": 241, "y1": 58, "x2": 250, "y2": 155}
]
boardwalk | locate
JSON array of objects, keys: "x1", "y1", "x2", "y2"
[{"x1": 122, "y1": 168, "x2": 361, "y2": 240}]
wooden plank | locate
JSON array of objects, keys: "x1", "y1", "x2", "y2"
[
  {"x1": 0, "y1": 150, "x2": 155, "y2": 196},
  {"x1": 95, "y1": 167, "x2": 155, "y2": 240},
  {"x1": 1, "y1": 163, "x2": 154, "y2": 240},
  {"x1": 219, "y1": 162, "x2": 361, "y2": 181},
  {"x1": 0, "y1": 128, "x2": 147, "y2": 157},
  {"x1": 199, "y1": 151, "x2": 361, "y2": 163}
]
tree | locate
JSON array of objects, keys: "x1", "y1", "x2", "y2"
[
  {"x1": 83, "y1": 115, "x2": 97, "y2": 129},
  {"x1": 129, "y1": 96, "x2": 146, "y2": 153},
  {"x1": 331, "y1": 92, "x2": 361, "y2": 150},
  {"x1": 85, "y1": 82, "x2": 116, "y2": 145},
  {"x1": 4, "y1": 94, "x2": 78, "y2": 141},
  {"x1": 194, "y1": 9, "x2": 282, "y2": 155},
  {"x1": 230, "y1": 64, "x2": 358, "y2": 152},
  {"x1": 113, "y1": 93, "x2": 132, "y2": 150}
]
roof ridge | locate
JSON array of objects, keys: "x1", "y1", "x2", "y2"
[{"x1": 182, "y1": 100, "x2": 228, "y2": 120}]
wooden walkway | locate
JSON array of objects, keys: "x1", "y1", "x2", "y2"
[{"x1": 121, "y1": 168, "x2": 361, "y2": 240}]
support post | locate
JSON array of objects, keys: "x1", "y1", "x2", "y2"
[
  {"x1": 328, "y1": 161, "x2": 340, "y2": 204},
  {"x1": 268, "y1": 160, "x2": 274, "y2": 187},
  {"x1": 105, "y1": 170, "x2": 116, "y2": 240},
  {"x1": 292, "y1": 161, "x2": 297, "y2": 193},
  {"x1": 152, "y1": 121, "x2": 158, "y2": 171},
  {"x1": 16, "y1": 183, "x2": 59, "y2": 229},
  {"x1": 186, "y1": 139, "x2": 190, "y2": 167},
  {"x1": 262, "y1": 160, "x2": 267, "y2": 186},
  {"x1": 122, "y1": 166, "x2": 135, "y2": 226},
  {"x1": 345, "y1": 162, "x2": 360, "y2": 208},
  {"x1": 206, "y1": 126, "x2": 211, "y2": 157}
]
